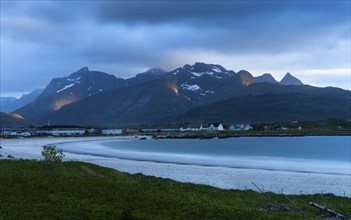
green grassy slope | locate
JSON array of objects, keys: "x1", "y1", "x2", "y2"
[
  {"x1": 177, "y1": 93, "x2": 351, "y2": 123},
  {"x1": 0, "y1": 160, "x2": 350, "y2": 219}
]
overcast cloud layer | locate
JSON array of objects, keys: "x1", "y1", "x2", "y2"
[{"x1": 1, "y1": 1, "x2": 350, "y2": 97}]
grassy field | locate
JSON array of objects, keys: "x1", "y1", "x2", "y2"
[{"x1": 0, "y1": 160, "x2": 350, "y2": 219}]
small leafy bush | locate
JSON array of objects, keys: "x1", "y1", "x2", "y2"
[
  {"x1": 41, "y1": 145, "x2": 65, "y2": 162},
  {"x1": 41, "y1": 145, "x2": 65, "y2": 173}
]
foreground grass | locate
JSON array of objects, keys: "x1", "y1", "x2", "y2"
[{"x1": 0, "y1": 160, "x2": 350, "y2": 219}]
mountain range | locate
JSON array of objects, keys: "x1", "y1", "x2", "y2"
[
  {"x1": 0, "y1": 88, "x2": 43, "y2": 112},
  {"x1": 2, "y1": 62, "x2": 350, "y2": 127}
]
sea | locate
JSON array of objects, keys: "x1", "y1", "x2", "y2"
[{"x1": 89, "y1": 136, "x2": 350, "y2": 175}]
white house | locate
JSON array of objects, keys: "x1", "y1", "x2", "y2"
[
  {"x1": 207, "y1": 124, "x2": 216, "y2": 131},
  {"x1": 200, "y1": 124, "x2": 215, "y2": 131},
  {"x1": 217, "y1": 123, "x2": 224, "y2": 131},
  {"x1": 242, "y1": 124, "x2": 253, "y2": 131},
  {"x1": 229, "y1": 124, "x2": 243, "y2": 131},
  {"x1": 102, "y1": 129, "x2": 122, "y2": 135}
]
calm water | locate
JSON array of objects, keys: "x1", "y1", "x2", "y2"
[
  {"x1": 101, "y1": 136, "x2": 350, "y2": 161},
  {"x1": 97, "y1": 136, "x2": 350, "y2": 174}
]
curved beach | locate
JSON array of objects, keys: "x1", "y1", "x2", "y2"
[{"x1": 1, "y1": 136, "x2": 350, "y2": 197}]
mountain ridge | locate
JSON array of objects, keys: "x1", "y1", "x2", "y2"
[{"x1": 9, "y1": 63, "x2": 350, "y2": 126}]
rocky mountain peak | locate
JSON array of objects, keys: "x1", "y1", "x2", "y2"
[
  {"x1": 139, "y1": 68, "x2": 166, "y2": 76},
  {"x1": 254, "y1": 73, "x2": 278, "y2": 83},
  {"x1": 280, "y1": 72, "x2": 303, "y2": 85},
  {"x1": 68, "y1": 67, "x2": 91, "y2": 78},
  {"x1": 173, "y1": 62, "x2": 231, "y2": 78},
  {"x1": 191, "y1": 62, "x2": 227, "y2": 73},
  {"x1": 192, "y1": 62, "x2": 211, "y2": 72},
  {"x1": 79, "y1": 67, "x2": 89, "y2": 72}
]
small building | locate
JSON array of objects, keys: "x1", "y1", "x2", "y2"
[
  {"x1": 207, "y1": 124, "x2": 216, "y2": 131},
  {"x1": 242, "y1": 124, "x2": 253, "y2": 131},
  {"x1": 19, "y1": 132, "x2": 32, "y2": 137},
  {"x1": 51, "y1": 129, "x2": 85, "y2": 136},
  {"x1": 229, "y1": 124, "x2": 242, "y2": 131},
  {"x1": 200, "y1": 124, "x2": 204, "y2": 130},
  {"x1": 101, "y1": 129, "x2": 122, "y2": 135},
  {"x1": 218, "y1": 123, "x2": 224, "y2": 131},
  {"x1": 229, "y1": 124, "x2": 252, "y2": 131},
  {"x1": 87, "y1": 128, "x2": 102, "y2": 134},
  {"x1": 2, "y1": 131, "x2": 18, "y2": 136},
  {"x1": 180, "y1": 123, "x2": 225, "y2": 132},
  {"x1": 36, "y1": 125, "x2": 86, "y2": 136},
  {"x1": 122, "y1": 128, "x2": 139, "y2": 133}
]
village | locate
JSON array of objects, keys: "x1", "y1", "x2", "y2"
[{"x1": 0, "y1": 122, "x2": 305, "y2": 138}]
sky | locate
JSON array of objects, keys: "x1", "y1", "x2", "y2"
[{"x1": 1, "y1": 1, "x2": 350, "y2": 98}]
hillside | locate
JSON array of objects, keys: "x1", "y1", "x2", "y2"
[
  {"x1": 0, "y1": 112, "x2": 29, "y2": 128},
  {"x1": 37, "y1": 77, "x2": 195, "y2": 126},
  {"x1": 1, "y1": 160, "x2": 350, "y2": 219},
  {"x1": 177, "y1": 92, "x2": 351, "y2": 123},
  {"x1": 15, "y1": 67, "x2": 125, "y2": 122}
]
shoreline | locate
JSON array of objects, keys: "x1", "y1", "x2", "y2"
[{"x1": 1, "y1": 136, "x2": 350, "y2": 197}]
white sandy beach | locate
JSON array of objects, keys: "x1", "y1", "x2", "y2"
[{"x1": 0, "y1": 136, "x2": 350, "y2": 197}]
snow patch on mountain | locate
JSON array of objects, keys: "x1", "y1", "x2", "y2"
[
  {"x1": 191, "y1": 71, "x2": 214, "y2": 77},
  {"x1": 212, "y1": 66, "x2": 222, "y2": 73},
  {"x1": 67, "y1": 76, "x2": 81, "y2": 84},
  {"x1": 56, "y1": 83, "x2": 75, "y2": 93},
  {"x1": 181, "y1": 83, "x2": 201, "y2": 91}
]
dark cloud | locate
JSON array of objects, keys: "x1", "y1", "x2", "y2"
[
  {"x1": 92, "y1": 1, "x2": 348, "y2": 25},
  {"x1": 9, "y1": 2, "x2": 351, "y2": 47},
  {"x1": 0, "y1": 1, "x2": 350, "y2": 96}
]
